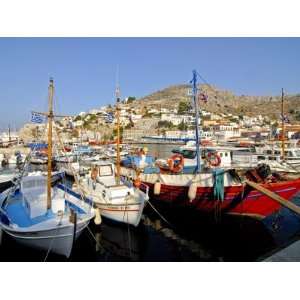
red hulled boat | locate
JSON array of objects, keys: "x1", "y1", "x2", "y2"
[{"x1": 121, "y1": 167, "x2": 300, "y2": 220}]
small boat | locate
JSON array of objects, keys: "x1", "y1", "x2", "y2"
[
  {"x1": 104, "y1": 147, "x2": 129, "y2": 159},
  {"x1": 0, "y1": 169, "x2": 17, "y2": 192},
  {"x1": 30, "y1": 151, "x2": 48, "y2": 164},
  {"x1": 0, "y1": 174, "x2": 94, "y2": 257},
  {"x1": 79, "y1": 80, "x2": 149, "y2": 227},
  {"x1": 54, "y1": 153, "x2": 77, "y2": 163},
  {"x1": 58, "y1": 161, "x2": 89, "y2": 177},
  {"x1": 80, "y1": 161, "x2": 148, "y2": 226},
  {"x1": 0, "y1": 79, "x2": 95, "y2": 258},
  {"x1": 79, "y1": 153, "x2": 103, "y2": 163},
  {"x1": 0, "y1": 169, "x2": 64, "y2": 193}
]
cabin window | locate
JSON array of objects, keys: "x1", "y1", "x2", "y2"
[
  {"x1": 181, "y1": 150, "x2": 196, "y2": 159},
  {"x1": 274, "y1": 150, "x2": 281, "y2": 155},
  {"x1": 258, "y1": 156, "x2": 265, "y2": 160},
  {"x1": 225, "y1": 152, "x2": 228, "y2": 157},
  {"x1": 99, "y1": 165, "x2": 113, "y2": 176},
  {"x1": 219, "y1": 153, "x2": 223, "y2": 157}
]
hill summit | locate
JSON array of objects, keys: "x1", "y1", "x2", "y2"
[{"x1": 137, "y1": 84, "x2": 300, "y2": 121}]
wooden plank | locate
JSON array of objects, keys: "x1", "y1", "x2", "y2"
[{"x1": 244, "y1": 179, "x2": 300, "y2": 216}]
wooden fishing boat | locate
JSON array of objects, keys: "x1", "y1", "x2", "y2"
[
  {"x1": 80, "y1": 161, "x2": 148, "y2": 226},
  {"x1": 121, "y1": 71, "x2": 300, "y2": 223},
  {"x1": 79, "y1": 78, "x2": 149, "y2": 227},
  {"x1": 0, "y1": 79, "x2": 94, "y2": 258}
]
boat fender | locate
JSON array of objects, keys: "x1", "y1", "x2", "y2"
[
  {"x1": 188, "y1": 181, "x2": 198, "y2": 202},
  {"x1": 91, "y1": 167, "x2": 98, "y2": 181},
  {"x1": 154, "y1": 180, "x2": 161, "y2": 195},
  {"x1": 94, "y1": 208, "x2": 102, "y2": 225},
  {"x1": 133, "y1": 177, "x2": 141, "y2": 188}
]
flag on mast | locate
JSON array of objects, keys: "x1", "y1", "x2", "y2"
[{"x1": 31, "y1": 112, "x2": 44, "y2": 124}]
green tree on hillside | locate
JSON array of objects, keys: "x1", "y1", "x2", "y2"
[
  {"x1": 113, "y1": 126, "x2": 124, "y2": 139},
  {"x1": 127, "y1": 97, "x2": 136, "y2": 104},
  {"x1": 157, "y1": 120, "x2": 174, "y2": 129},
  {"x1": 178, "y1": 101, "x2": 192, "y2": 115},
  {"x1": 177, "y1": 120, "x2": 187, "y2": 131}
]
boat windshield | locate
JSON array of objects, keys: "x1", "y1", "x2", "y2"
[{"x1": 181, "y1": 150, "x2": 197, "y2": 159}]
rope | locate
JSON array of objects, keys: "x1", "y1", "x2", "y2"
[
  {"x1": 53, "y1": 124, "x2": 90, "y2": 209},
  {"x1": 147, "y1": 199, "x2": 173, "y2": 228},
  {"x1": 124, "y1": 194, "x2": 133, "y2": 259},
  {"x1": 86, "y1": 225, "x2": 103, "y2": 251},
  {"x1": 43, "y1": 213, "x2": 64, "y2": 262}
]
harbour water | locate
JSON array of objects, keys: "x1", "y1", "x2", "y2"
[
  {"x1": 0, "y1": 205, "x2": 281, "y2": 262},
  {"x1": 1, "y1": 144, "x2": 300, "y2": 262}
]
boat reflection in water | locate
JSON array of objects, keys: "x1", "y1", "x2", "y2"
[{"x1": 94, "y1": 221, "x2": 142, "y2": 261}]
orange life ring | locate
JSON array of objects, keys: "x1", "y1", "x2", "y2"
[
  {"x1": 168, "y1": 154, "x2": 184, "y2": 173},
  {"x1": 206, "y1": 152, "x2": 221, "y2": 167},
  {"x1": 91, "y1": 167, "x2": 98, "y2": 181}
]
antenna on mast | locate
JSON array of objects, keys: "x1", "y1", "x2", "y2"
[
  {"x1": 115, "y1": 66, "x2": 121, "y2": 184},
  {"x1": 115, "y1": 65, "x2": 120, "y2": 101}
]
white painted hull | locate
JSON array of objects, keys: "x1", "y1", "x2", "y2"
[
  {"x1": 1, "y1": 217, "x2": 90, "y2": 258},
  {"x1": 96, "y1": 202, "x2": 145, "y2": 227},
  {"x1": 0, "y1": 182, "x2": 95, "y2": 258}
]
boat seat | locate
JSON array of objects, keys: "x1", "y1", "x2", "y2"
[{"x1": 97, "y1": 176, "x2": 119, "y2": 187}]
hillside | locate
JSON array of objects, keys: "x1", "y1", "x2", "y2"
[{"x1": 136, "y1": 84, "x2": 300, "y2": 121}]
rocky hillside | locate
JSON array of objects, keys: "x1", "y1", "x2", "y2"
[{"x1": 137, "y1": 84, "x2": 300, "y2": 121}]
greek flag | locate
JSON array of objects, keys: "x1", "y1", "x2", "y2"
[
  {"x1": 105, "y1": 113, "x2": 114, "y2": 123},
  {"x1": 31, "y1": 112, "x2": 44, "y2": 124}
]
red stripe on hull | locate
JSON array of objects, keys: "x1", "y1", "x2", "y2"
[
  {"x1": 141, "y1": 179, "x2": 300, "y2": 218},
  {"x1": 99, "y1": 208, "x2": 140, "y2": 212}
]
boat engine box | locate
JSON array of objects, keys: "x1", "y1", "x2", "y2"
[{"x1": 21, "y1": 176, "x2": 48, "y2": 219}]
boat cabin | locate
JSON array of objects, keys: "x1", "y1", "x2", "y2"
[
  {"x1": 21, "y1": 175, "x2": 65, "y2": 219},
  {"x1": 172, "y1": 145, "x2": 233, "y2": 168},
  {"x1": 88, "y1": 162, "x2": 134, "y2": 201}
]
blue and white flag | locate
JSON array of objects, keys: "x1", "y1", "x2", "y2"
[{"x1": 31, "y1": 112, "x2": 44, "y2": 124}]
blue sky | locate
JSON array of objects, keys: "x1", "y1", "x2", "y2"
[{"x1": 0, "y1": 37, "x2": 300, "y2": 130}]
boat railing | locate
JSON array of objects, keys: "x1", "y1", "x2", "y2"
[{"x1": 139, "y1": 182, "x2": 149, "y2": 196}]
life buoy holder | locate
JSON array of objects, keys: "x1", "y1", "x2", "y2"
[
  {"x1": 91, "y1": 167, "x2": 98, "y2": 181},
  {"x1": 169, "y1": 154, "x2": 184, "y2": 173},
  {"x1": 206, "y1": 152, "x2": 221, "y2": 167}
]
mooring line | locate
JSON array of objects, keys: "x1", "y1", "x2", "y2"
[{"x1": 147, "y1": 199, "x2": 174, "y2": 228}]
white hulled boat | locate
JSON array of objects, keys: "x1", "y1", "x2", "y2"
[
  {"x1": 0, "y1": 79, "x2": 94, "y2": 258},
  {"x1": 79, "y1": 79, "x2": 148, "y2": 227},
  {"x1": 80, "y1": 161, "x2": 148, "y2": 226}
]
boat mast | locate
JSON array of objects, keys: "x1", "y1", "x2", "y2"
[
  {"x1": 8, "y1": 125, "x2": 11, "y2": 142},
  {"x1": 115, "y1": 77, "x2": 121, "y2": 184},
  {"x1": 281, "y1": 88, "x2": 285, "y2": 161},
  {"x1": 192, "y1": 70, "x2": 201, "y2": 173},
  {"x1": 47, "y1": 78, "x2": 54, "y2": 210}
]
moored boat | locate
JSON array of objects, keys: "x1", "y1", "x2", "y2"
[
  {"x1": 79, "y1": 80, "x2": 149, "y2": 227},
  {"x1": 0, "y1": 79, "x2": 95, "y2": 258},
  {"x1": 121, "y1": 70, "x2": 300, "y2": 226},
  {"x1": 80, "y1": 161, "x2": 148, "y2": 226}
]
